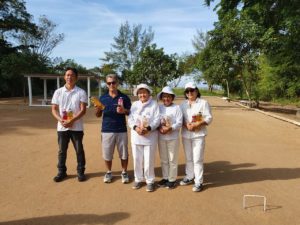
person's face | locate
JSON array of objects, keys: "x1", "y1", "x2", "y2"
[
  {"x1": 106, "y1": 77, "x2": 118, "y2": 91},
  {"x1": 64, "y1": 70, "x2": 77, "y2": 86},
  {"x1": 137, "y1": 88, "x2": 150, "y2": 103},
  {"x1": 185, "y1": 88, "x2": 197, "y2": 101},
  {"x1": 161, "y1": 93, "x2": 173, "y2": 106}
]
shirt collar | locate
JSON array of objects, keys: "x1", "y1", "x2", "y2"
[{"x1": 63, "y1": 85, "x2": 77, "y2": 92}]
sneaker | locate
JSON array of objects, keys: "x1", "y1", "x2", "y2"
[
  {"x1": 121, "y1": 172, "x2": 129, "y2": 184},
  {"x1": 53, "y1": 173, "x2": 67, "y2": 182},
  {"x1": 132, "y1": 182, "x2": 142, "y2": 189},
  {"x1": 192, "y1": 184, "x2": 203, "y2": 192},
  {"x1": 165, "y1": 181, "x2": 176, "y2": 189},
  {"x1": 146, "y1": 183, "x2": 154, "y2": 192},
  {"x1": 179, "y1": 177, "x2": 193, "y2": 186},
  {"x1": 77, "y1": 173, "x2": 86, "y2": 182},
  {"x1": 157, "y1": 179, "x2": 168, "y2": 187},
  {"x1": 103, "y1": 172, "x2": 112, "y2": 183}
]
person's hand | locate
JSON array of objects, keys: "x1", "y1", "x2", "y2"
[
  {"x1": 116, "y1": 105, "x2": 125, "y2": 114},
  {"x1": 95, "y1": 106, "x2": 103, "y2": 117},
  {"x1": 159, "y1": 126, "x2": 171, "y2": 134},
  {"x1": 186, "y1": 122, "x2": 194, "y2": 131},
  {"x1": 62, "y1": 119, "x2": 74, "y2": 128},
  {"x1": 135, "y1": 126, "x2": 149, "y2": 135}
]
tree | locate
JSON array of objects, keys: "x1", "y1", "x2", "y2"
[
  {"x1": 202, "y1": 0, "x2": 300, "y2": 99},
  {"x1": 18, "y1": 15, "x2": 64, "y2": 60},
  {"x1": 52, "y1": 58, "x2": 89, "y2": 74},
  {"x1": 0, "y1": 0, "x2": 40, "y2": 97},
  {"x1": 102, "y1": 21, "x2": 154, "y2": 74},
  {"x1": 0, "y1": 0, "x2": 37, "y2": 53},
  {"x1": 129, "y1": 44, "x2": 184, "y2": 93}
]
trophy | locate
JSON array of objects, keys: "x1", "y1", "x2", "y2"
[{"x1": 90, "y1": 96, "x2": 105, "y2": 110}]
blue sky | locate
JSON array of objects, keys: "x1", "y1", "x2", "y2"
[{"x1": 25, "y1": 0, "x2": 218, "y2": 69}]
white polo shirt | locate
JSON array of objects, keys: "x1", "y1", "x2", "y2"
[
  {"x1": 180, "y1": 98, "x2": 213, "y2": 138},
  {"x1": 51, "y1": 85, "x2": 88, "y2": 131}
]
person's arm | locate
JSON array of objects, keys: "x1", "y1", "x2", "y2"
[
  {"x1": 63, "y1": 102, "x2": 87, "y2": 128},
  {"x1": 51, "y1": 104, "x2": 63, "y2": 125},
  {"x1": 191, "y1": 101, "x2": 212, "y2": 130},
  {"x1": 148, "y1": 102, "x2": 161, "y2": 131},
  {"x1": 117, "y1": 96, "x2": 131, "y2": 115},
  {"x1": 95, "y1": 106, "x2": 103, "y2": 117}
]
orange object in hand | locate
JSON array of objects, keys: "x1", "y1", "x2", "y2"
[{"x1": 90, "y1": 96, "x2": 105, "y2": 110}]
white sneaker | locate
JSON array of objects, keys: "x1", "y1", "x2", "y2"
[
  {"x1": 179, "y1": 177, "x2": 193, "y2": 186},
  {"x1": 121, "y1": 172, "x2": 129, "y2": 184},
  {"x1": 103, "y1": 172, "x2": 112, "y2": 183},
  {"x1": 192, "y1": 184, "x2": 203, "y2": 192}
]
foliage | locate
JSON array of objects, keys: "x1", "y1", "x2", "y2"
[
  {"x1": 202, "y1": 0, "x2": 300, "y2": 99},
  {"x1": 129, "y1": 44, "x2": 184, "y2": 93},
  {"x1": 0, "y1": 0, "x2": 38, "y2": 53},
  {"x1": 18, "y1": 15, "x2": 64, "y2": 59},
  {"x1": 102, "y1": 21, "x2": 154, "y2": 74}
]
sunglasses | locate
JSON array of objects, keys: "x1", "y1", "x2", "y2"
[
  {"x1": 106, "y1": 81, "x2": 116, "y2": 85},
  {"x1": 186, "y1": 88, "x2": 196, "y2": 93}
]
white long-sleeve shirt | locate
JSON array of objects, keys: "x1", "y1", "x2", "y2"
[
  {"x1": 180, "y1": 98, "x2": 213, "y2": 139},
  {"x1": 158, "y1": 104, "x2": 183, "y2": 141},
  {"x1": 128, "y1": 98, "x2": 160, "y2": 145}
]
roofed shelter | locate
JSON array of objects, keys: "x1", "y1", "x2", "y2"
[{"x1": 24, "y1": 73, "x2": 99, "y2": 107}]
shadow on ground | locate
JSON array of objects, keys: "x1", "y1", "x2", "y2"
[
  {"x1": 171, "y1": 161, "x2": 300, "y2": 189},
  {"x1": 0, "y1": 213, "x2": 130, "y2": 225}
]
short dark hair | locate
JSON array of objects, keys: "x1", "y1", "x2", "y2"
[
  {"x1": 184, "y1": 87, "x2": 201, "y2": 99},
  {"x1": 65, "y1": 67, "x2": 78, "y2": 77}
]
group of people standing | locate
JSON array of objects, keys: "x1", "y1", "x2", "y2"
[{"x1": 51, "y1": 68, "x2": 212, "y2": 193}]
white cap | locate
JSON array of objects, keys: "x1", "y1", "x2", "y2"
[
  {"x1": 184, "y1": 82, "x2": 197, "y2": 89},
  {"x1": 133, "y1": 83, "x2": 153, "y2": 96},
  {"x1": 157, "y1": 86, "x2": 176, "y2": 99}
]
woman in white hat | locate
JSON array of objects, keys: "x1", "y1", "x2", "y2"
[
  {"x1": 179, "y1": 82, "x2": 213, "y2": 192},
  {"x1": 128, "y1": 83, "x2": 160, "y2": 192},
  {"x1": 157, "y1": 86, "x2": 183, "y2": 189}
]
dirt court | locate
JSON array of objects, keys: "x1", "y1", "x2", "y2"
[{"x1": 0, "y1": 96, "x2": 299, "y2": 225}]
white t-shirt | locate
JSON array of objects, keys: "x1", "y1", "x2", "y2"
[
  {"x1": 180, "y1": 98, "x2": 213, "y2": 138},
  {"x1": 158, "y1": 104, "x2": 183, "y2": 141},
  {"x1": 51, "y1": 85, "x2": 88, "y2": 131}
]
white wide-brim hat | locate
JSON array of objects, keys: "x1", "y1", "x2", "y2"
[
  {"x1": 184, "y1": 82, "x2": 197, "y2": 89},
  {"x1": 157, "y1": 86, "x2": 176, "y2": 100},
  {"x1": 133, "y1": 83, "x2": 153, "y2": 96}
]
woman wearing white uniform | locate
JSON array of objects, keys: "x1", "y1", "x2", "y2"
[
  {"x1": 128, "y1": 84, "x2": 160, "y2": 192},
  {"x1": 180, "y1": 82, "x2": 213, "y2": 192},
  {"x1": 157, "y1": 86, "x2": 183, "y2": 189}
]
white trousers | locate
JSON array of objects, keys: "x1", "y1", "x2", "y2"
[
  {"x1": 158, "y1": 138, "x2": 179, "y2": 182},
  {"x1": 182, "y1": 137, "x2": 205, "y2": 185},
  {"x1": 132, "y1": 144, "x2": 156, "y2": 184}
]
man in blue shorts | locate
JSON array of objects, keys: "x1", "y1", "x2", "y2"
[{"x1": 95, "y1": 74, "x2": 131, "y2": 183}]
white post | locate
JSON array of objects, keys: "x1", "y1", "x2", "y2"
[
  {"x1": 56, "y1": 77, "x2": 60, "y2": 89},
  {"x1": 27, "y1": 76, "x2": 32, "y2": 106},
  {"x1": 43, "y1": 79, "x2": 47, "y2": 105},
  {"x1": 87, "y1": 77, "x2": 91, "y2": 108},
  {"x1": 98, "y1": 79, "x2": 101, "y2": 97}
]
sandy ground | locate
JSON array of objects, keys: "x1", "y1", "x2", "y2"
[{"x1": 0, "y1": 96, "x2": 299, "y2": 225}]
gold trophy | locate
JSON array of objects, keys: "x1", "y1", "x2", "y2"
[{"x1": 90, "y1": 96, "x2": 105, "y2": 110}]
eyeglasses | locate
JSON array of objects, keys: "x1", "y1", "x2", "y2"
[
  {"x1": 186, "y1": 88, "x2": 196, "y2": 93},
  {"x1": 106, "y1": 81, "x2": 116, "y2": 85}
]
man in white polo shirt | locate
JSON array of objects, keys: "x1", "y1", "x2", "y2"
[{"x1": 51, "y1": 67, "x2": 88, "y2": 182}]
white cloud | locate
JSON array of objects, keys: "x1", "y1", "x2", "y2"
[{"x1": 25, "y1": 0, "x2": 218, "y2": 69}]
